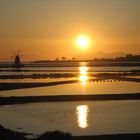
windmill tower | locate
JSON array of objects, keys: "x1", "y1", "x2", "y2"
[
  {"x1": 14, "y1": 54, "x2": 21, "y2": 68},
  {"x1": 11, "y1": 51, "x2": 23, "y2": 68}
]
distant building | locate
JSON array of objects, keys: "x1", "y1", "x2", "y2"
[{"x1": 14, "y1": 54, "x2": 22, "y2": 68}]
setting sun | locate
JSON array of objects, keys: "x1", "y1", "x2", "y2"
[{"x1": 76, "y1": 35, "x2": 90, "y2": 49}]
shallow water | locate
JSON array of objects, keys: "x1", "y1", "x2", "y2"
[
  {"x1": 0, "y1": 64, "x2": 140, "y2": 136},
  {"x1": 0, "y1": 66, "x2": 140, "y2": 76},
  {"x1": 0, "y1": 80, "x2": 140, "y2": 97},
  {"x1": 0, "y1": 77, "x2": 77, "y2": 83},
  {"x1": 0, "y1": 101, "x2": 140, "y2": 136}
]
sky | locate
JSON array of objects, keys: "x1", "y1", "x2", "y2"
[{"x1": 0, "y1": 0, "x2": 140, "y2": 61}]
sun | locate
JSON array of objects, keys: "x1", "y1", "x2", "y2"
[{"x1": 76, "y1": 35, "x2": 90, "y2": 49}]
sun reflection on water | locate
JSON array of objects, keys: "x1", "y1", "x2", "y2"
[
  {"x1": 76, "y1": 105, "x2": 89, "y2": 128},
  {"x1": 79, "y1": 66, "x2": 89, "y2": 85},
  {"x1": 79, "y1": 66, "x2": 88, "y2": 75}
]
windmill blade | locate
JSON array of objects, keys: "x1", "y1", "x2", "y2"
[
  {"x1": 17, "y1": 50, "x2": 23, "y2": 58},
  {"x1": 10, "y1": 51, "x2": 16, "y2": 59}
]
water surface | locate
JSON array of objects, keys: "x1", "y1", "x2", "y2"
[
  {"x1": 0, "y1": 80, "x2": 140, "y2": 97},
  {"x1": 0, "y1": 101, "x2": 140, "y2": 136}
]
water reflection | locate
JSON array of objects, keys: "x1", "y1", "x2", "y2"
[
  {"x1": 79, "y1": 75, "x2": 88, "y2": 82},
  {"x1": 76, "y1": 105, "x2": 89, "y2": 128},
  {"x1": 79, "y1": 66, "x2": 88, "y2": 75},
  {"x1": 79, "y1": 66, "x2": 89, "y2": 85}
]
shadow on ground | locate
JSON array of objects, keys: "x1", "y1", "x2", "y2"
[{"x1": 0, "y1": 125, "x2": 140, "y2": 140}]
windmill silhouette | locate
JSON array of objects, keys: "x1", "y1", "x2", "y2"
[{"x1": 11, "y1": 51, "x2": 23, "y2": 68}]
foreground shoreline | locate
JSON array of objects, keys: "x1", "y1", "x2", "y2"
[{"x1": 0, "y1": 125, "x2": 140, "y2": 140}]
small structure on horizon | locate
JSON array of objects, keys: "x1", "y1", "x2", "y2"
[{"x1": 13, "y1": 54, "x2": 23, "y2": 68}]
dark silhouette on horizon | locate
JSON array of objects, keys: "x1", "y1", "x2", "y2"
[
  {"x1": 93, "y1": 54, "x2": 140, "y2": 62},
  {"x1": 34, "y1": 54, "x2": 140, "y2": 63},
  {"x1": 15, "y1": 54, "x2": 21, "y2": 68},
  {"x1": 12, "y1": 54, "x2": 24, "y2": 69}
]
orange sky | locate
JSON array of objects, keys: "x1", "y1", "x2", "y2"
[{"x1": 0, "y1": 0, "x2": 140, "y2": 61}]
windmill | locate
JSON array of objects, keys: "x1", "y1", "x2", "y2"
[{"x1": 10, "y1": 50, "x2": 24, "y2": 68}]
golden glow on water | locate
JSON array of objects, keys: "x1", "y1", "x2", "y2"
[
  {"x1": 79, "y1": 66, "x2": 88, "y2": 75},
  {"x1": 76, "y1": 105, "x2": 89, "y2": 128},
  {"x1": 79, "y1": 66, "x2": 89, "y2": 85},
  {"x1": 80, "y1": 75, "x2": 88, "y2": 83}
]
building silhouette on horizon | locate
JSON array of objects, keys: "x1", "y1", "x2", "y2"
[{"x1": 14, "y1": 54, "x2": 22, "y2": 68}]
